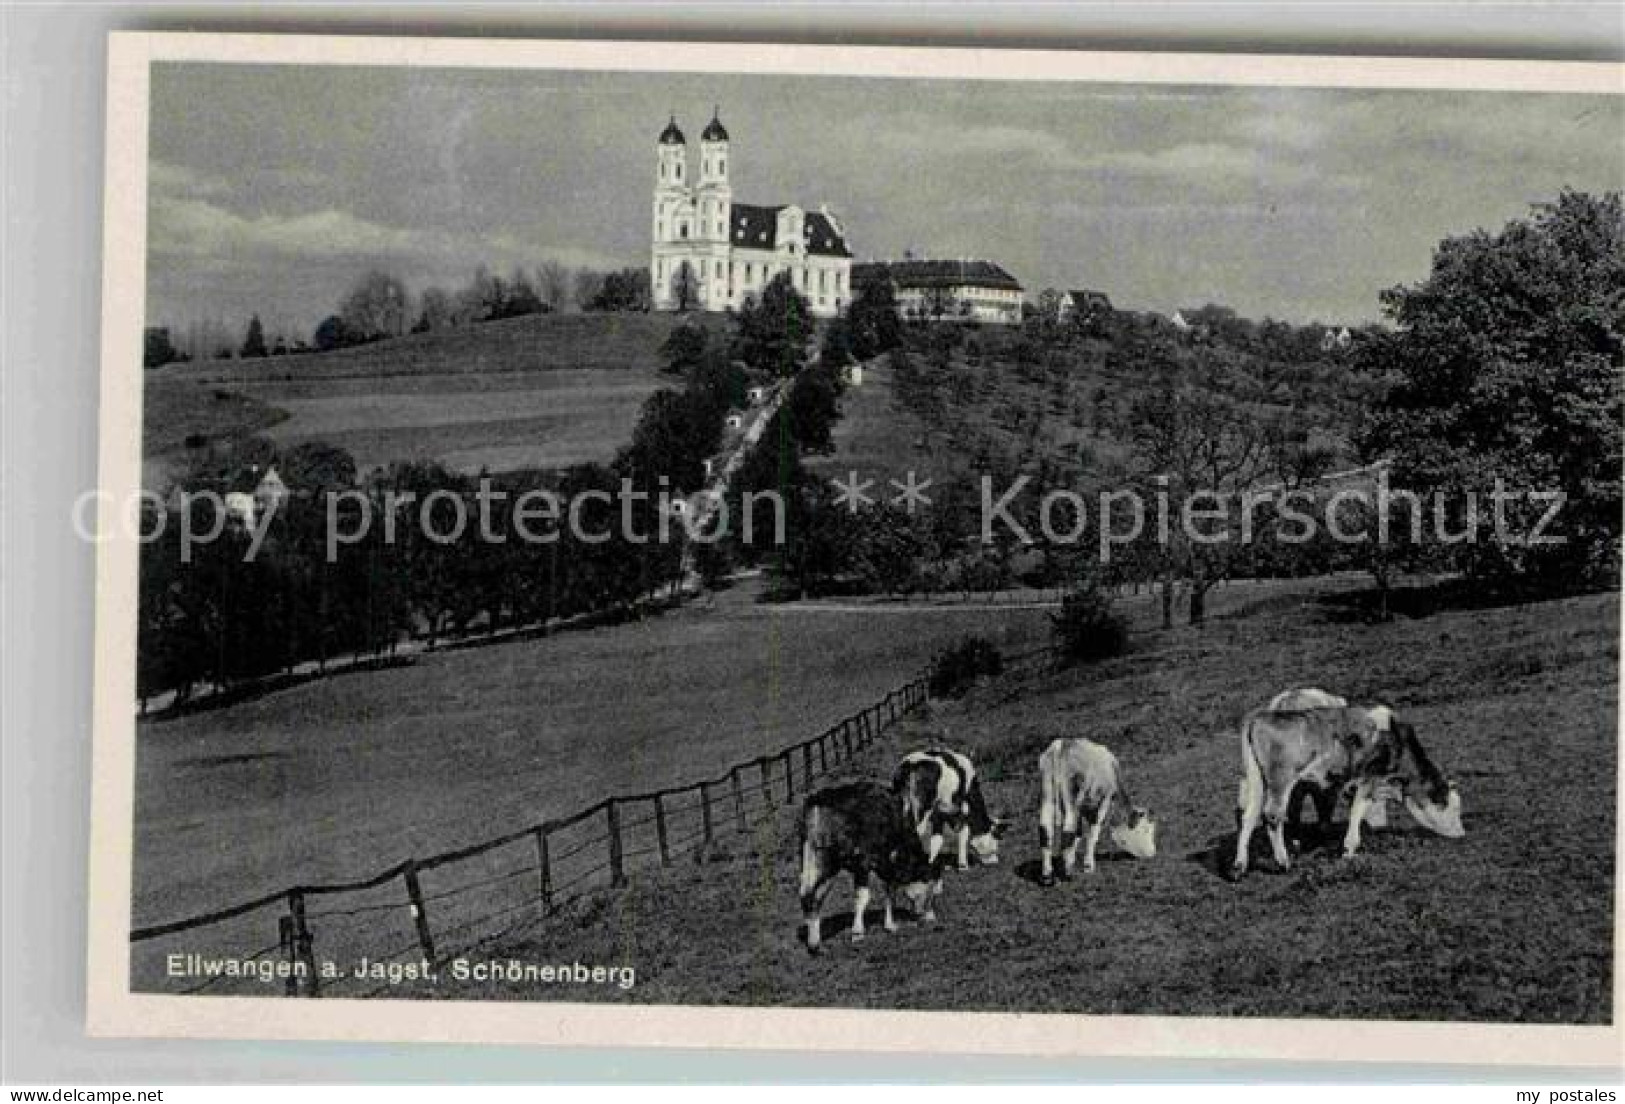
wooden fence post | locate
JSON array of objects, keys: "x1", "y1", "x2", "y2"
[
  {"x1": 654, "y1": 793, "x2": 671, "y2": 865},
  {"x1": 533, "y1": 825, "x2": 553, "y2": 912},
  {"x1": 759, "y1": 758, "x2": 773, "y2": 807},
  {"x1": 730, "y1": 767, "x2": 747, "y2": 833},
  {"x1": 402, "y1": 861, "x2": 437, "y2": 964},
  {"x1": 699, "y1": 782, "x2": 714, "y2": 846},
  {"x1": 803, "y1": 742, "x2": 814, "y2": 784},
  {"x1": 607, "y1": 801, "x2": 626, "y2": 886},
  {"x1": 841, "y1": 719, "x2": 854, "y2": 758},
  {"x1": 781, "y1": 750, "x2": 796, "y2": 805},
  {"x1": 278, "y1": 915, "x2": 298, "y2": 997},
  {"x1": 817, "y1": 733, "x2": 828, "y2": 773},
  {"x1": 288, "y1": 890, "x2": 319, "y2": 997}
]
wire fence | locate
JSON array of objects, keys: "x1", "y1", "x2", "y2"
[{"x1": 128, "y1": 668, "x2": 969, "y2": 998}]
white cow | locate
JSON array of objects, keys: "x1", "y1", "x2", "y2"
[
  {"x1": 892, "y1": 748, "x2": 1007, "y2": 869},
  {"x1": 1036, "y1": 738, "x2": 1157, "y2": 886}
]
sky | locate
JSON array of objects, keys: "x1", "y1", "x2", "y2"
[{"x1": 146, "y1": 63, "x2": 1623, "y2": 339}]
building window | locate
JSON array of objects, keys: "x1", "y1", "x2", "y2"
[
  {"x1": 719, "y1": 158, "x2": 725, "y2": 175},
  {"x1": 681, "y1": 223, "x2": 688, "y2": 239}
]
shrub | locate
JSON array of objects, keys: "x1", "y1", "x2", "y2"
[
  {"x1": 928, "y1": 636, "x2": 1004, "y2": 699},
  {"x1": 1051, "y1": 585, "x2": 1128, "y2": 665}
]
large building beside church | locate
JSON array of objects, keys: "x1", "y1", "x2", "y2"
[{"x1": 650, "y1": 111, "x2": 853, "y2": 318}]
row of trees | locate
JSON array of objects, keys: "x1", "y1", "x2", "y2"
[{"x1": 139, "y1": 303, "x2": 749, "y2": 707}]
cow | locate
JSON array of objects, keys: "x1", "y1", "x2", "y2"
[
  {"x1": 1036, "y1": 738, "x2": 1157, "y2": 886},
  {"x1": 1231, "y1": 703, "x2": 1464, "y2": 879},
  {"x1": 797, "y1": 781, "x2": 938, "y2": 954},
  {"x1": 1263, "y1": 688, "x2": 1387, "y2": 836},
  {"x1": 891, "y1": 748, "x2": 1008, "y2": 870}
]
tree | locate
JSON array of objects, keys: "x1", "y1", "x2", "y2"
[
  {"x1": 338, "y1": 270, "x2": 409, "y2": 343},
  {"x1": 1129, "y1": 382, "x2": 1286, "y2": 625},
  {"x1": 782, "y1": 362, "x2": 845, "y2": 454},
  {"x1": 1360, "y1": 190, "x2": 1624, "y2": 587},
  {"x1": 414, "y1": 286, "x2": 455, "y2": 333},
  {"x1": 536, "y1": 260, "x2": 573, "y2": 312},
  {"x1": 733, "y1": 272, "x2": 810, "y2": 377},
  {"x1": 240, "y1": 314, "x2": 268, "y2": 359},
  {"x1": 671, "y1": 261, "x2": 699, "y2": 312},
  {"x1": 313, "y1": 314, "x2": 352, "y2": 351},
  {"x1": 846, "y1": 278, "x2": 902, "y2": 360},
  {"x1": 660, "y1": 321, "x2": 709, "y2": 375},
  {"x1": 144, "y1": 326, "x2": 181, "y2": 368},
  {"x1": 588, "y1": 268, "x2": 651, "y2": 312}
]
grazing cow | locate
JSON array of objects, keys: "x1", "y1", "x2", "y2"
[
  {"x1": 892, "y1": 748, "x2": 1008, "y2": 870},
  {"x1": 798, "y1": 781, "x2": 937, "y2": 954},
  {"x1": 1036, "y1": 738, "x2": 1157, "y2": 886},
  {"x1": 1231, "y1": 704, "x2": 1464, "y2": 879},
  {"x1": 1263, "y1": 688, "x2": 1387, "y2": 834}
]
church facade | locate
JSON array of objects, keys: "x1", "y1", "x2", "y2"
[{"x1": 650, "y1": 112, "x2": 853, "y2": 319}]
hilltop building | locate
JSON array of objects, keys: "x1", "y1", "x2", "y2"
[
  {"x1": 851, "y1": 259, "x2": 1024, "y2": 324},
  {"x1": 650, "y1": 111, "x2": 853, "y2": 319}
]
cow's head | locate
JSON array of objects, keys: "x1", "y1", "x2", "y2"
[
  {"x1": 1389, "y1": 721, "x2": 1466, "y2": 838},
  {"x1": 1111, "y1": 806, "x2": 1158, "y2": 860},
  {"x1": 968, "y1": 817, "x2": 1011, "y2": 865}
]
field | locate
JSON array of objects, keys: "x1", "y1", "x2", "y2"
[
  {"x1": 440, "y1": 583, "x2": 1618, "y2": 1023},
  {"x1": 130, "y1": 579, "x2": 1058, "y2": 932},
  {"x1": 142, "y1": 313, "x2": 690, "y2": 483}
]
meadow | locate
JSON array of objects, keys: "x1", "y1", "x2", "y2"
[
  {"x1": 142, "y1": 313, "x2": 686, "y2": 482},
  {"x1": 441, "y1": 582, "x2": 1618, "y2": 1024},
  {"x1": 130, "y1": 578, "x2": 1057, "y2": 933}
]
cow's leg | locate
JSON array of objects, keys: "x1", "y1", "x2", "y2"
[
  {"x1": 799, "y1": 866, "x2": 836, "y2": 955},
  {"x1": 922, "y1": 814, "x2": 944, "y2": 866},
  {"x1": 1038, "y1": 791, "x2": 1058, "y2": 886},
  {"x1": 1233, "y1": 766, "x2": 1264, "y2": 879},
  {"x1": 1082, "y1": 793, "x2": 1112, "y2": 874},
  {"x1": 1262, "y1": 786, "x2": 1292, "y2": 872},
  {"x1": 955, "y1": 819, "x2": 971, "y2": 870},
  {"x1": 1343, "y1": 783, "x2": 1373, "y2": 858},
  {"x1": 850, "y1": 876, "x2": 872, "y2": 943},
  {"x1": 883, "y1": 887, "x2": 899, "y2": 933},
  {"x1": 1060, "y1": 798, "x2": 1082, "y2": 880}
]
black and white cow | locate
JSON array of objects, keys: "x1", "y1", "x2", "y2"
[
  {"x1": 891, "y1": 748, "x2": 1008, "y2": 870},
  {"x1": 797, "y1": 781, "x2": 938, "y2": 954},
  {"x1": 1036, "y1": 738, "x2": 1157, "y2": 886}
]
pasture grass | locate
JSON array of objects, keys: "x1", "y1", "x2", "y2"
[
  {"x1": 443, "y1": 584, "x2": 1618, "y2": 1023},
  {"x1": 130, "y1": 579, "x2": 1058, "y2": 930},
  {"x1": 142, "y1": 313, "x2": 688, "y2": 478}
]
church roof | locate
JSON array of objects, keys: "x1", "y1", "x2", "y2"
[
  {"x1": 658, "y1": 116, "x2": 686, "y2": 145},
  {"x1": 701, "y1": 111, "x2": 729, "y2": 142},
  {"x1": 852, "y1": 259, "x2": 1023, "y2": 292},
  {"x1": 729, "y1": 203, "x2": 852, "y2": 258}
]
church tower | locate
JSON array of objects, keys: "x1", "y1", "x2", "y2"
[
  {"x1": 694, "y1": 109, "x2": 733, "y2": 309},
  {"x1": 651, "y1": 115, "x2": 692, "y2": 311}
]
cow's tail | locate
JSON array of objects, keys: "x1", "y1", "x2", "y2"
[
  {"x1": 1236, "y1": 715, "x2": 1265, "y2": 821},
  {"x1": 797, "y1": 804, "x2": 822, "y2": 902}
]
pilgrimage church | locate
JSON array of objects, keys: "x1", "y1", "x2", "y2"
[{"x1": 650, "y1": 110, "x2": 853, "y2": 319}]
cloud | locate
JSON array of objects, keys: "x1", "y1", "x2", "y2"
[{"x1": 150, "y1": 194, "x2": 422, "y2": 259}]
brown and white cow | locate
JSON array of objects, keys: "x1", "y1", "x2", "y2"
[
  {"x1": 892, "y1": 748, "x2": 1008, "y2": 870},
  {"x1": 1036, "y1": 738, "x2": 1157, "y2": 886},
  {"x1": 798, "y1": 781, "x2": 938, "y2": 954},
  {"x1": 1264, "y1": 688, "x2": 1388, "y2": 834},
  {"x1": 1231, "y1": 703, "x2": 1464, "y2": 879}
]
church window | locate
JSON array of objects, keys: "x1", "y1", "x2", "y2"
[
  {"x1": 681, "y1": 223, "x2": 688, "y2": 239},
  {"x1": 719, "y1": 158, "x2": 725, "y2": 175}
]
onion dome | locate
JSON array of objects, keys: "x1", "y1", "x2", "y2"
[
  {"x1": 658, "y1": 115, "x2": 686, "y2": 145},
  {"x1": 701, "y1": 108, "x2": 729, "y2": 142}
]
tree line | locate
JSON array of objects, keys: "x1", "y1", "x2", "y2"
[{"x1": 144, "y1": 264, "x2": 655, "y2": 367}]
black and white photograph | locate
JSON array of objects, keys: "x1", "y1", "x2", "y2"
[{"x1": 81, "y1": 32, "x2": 1621, "y2": 1061}]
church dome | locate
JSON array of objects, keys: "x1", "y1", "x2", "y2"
[
  {"x1": 701, "y1": 111, "x2": 729, "y2": 142},
  {"x1": 658, "y1": 116, "x2": 686, "y2": 145}
]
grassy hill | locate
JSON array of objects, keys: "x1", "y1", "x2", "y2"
[
  {"x1": 817, "y1": 322, "x2": 1374, "y2": 493},
  {"x1": 450, "y1": 582, "x2": 1618, "y2": 1024},
  {"x1": 143, "y1": 312, "x2": 694, "y2": 483}
]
